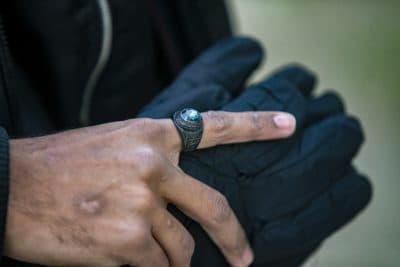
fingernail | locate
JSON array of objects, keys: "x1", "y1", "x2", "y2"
[
  {"x1": 273, "y1": 114, "x2": 295, "y2": 129},
  {"x1": 242, "y1": 247, "x2": 254, "y2": 266}
]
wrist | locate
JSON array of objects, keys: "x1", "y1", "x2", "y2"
[
  {"x1": 0, "y1": 129, "x2": 9, "y2": 259},
  {"x1": 4, "y1": 139, "x2": 41, "y2": 261}
]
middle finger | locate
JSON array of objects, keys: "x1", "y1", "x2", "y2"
[{"x1": 159, "y1": 164, "x2": 253, "y2": 267}]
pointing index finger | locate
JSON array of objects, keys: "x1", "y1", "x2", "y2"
[
  {"x1": 198, "y1": 111, "x2": 296, "y2": 149},
  {"x1": 159, "y1": 111, "x2": 296, "y2": 152}
]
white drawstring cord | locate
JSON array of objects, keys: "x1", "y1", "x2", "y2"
[{"x1": 80, "y1": 0, "x2": 113, "y2": 126}]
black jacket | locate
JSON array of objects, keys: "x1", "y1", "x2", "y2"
[{"x1": 0, "y1": 1, "x2": 231, "y2": 265}]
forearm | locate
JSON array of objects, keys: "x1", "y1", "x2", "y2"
[
  {"x1": 5, "y1": 138, "x2": 50, "y2": 262},
  {"x1": 0, "y1": 128, "x2": 9, "y2": 259}
]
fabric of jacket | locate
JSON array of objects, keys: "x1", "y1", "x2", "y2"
[{"x1": 0, "y1": 0, "x2": 232, "y2": 266}]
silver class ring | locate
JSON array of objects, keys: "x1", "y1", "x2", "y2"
[{"x1": 172, "y1": 108, "x2": 204, "y2": 152}]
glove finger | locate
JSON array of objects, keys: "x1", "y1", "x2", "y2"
[
  {"x1": 222, "y1": 90, "x2": 345, "y2": 171},
  {"x1": 223, "y1": 74, "x2": 307, "y2": 115},
  {"x1": 239, "y1": 115, "x2": 364, "y2": 221},
  {"x1": 215, "y1": 78, "x2": 307, "y2": 175},
  {"x1": 138, "y1": 84, "x2": 230, "y2": 118},
  {"x1": 267, "y1": 64, "x2": 317, "y2": 97},
  {"x1": 138, "y1": 37, "x2": 263, "y2": 117},
  {"x1": 219, "y1": 82, "x2": 347, "y2": 177},
  {"x1": 176, "y1": 36, "x2": 264, "y2": 96},
  {"x1": 305, "y1": 91, "x2": 346, "y2": 126},
  {"x1": 252, "y1": 167, "x2": 372, "y2": 264}
]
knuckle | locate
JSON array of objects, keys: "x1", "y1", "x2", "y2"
[
  {"x1": 204, "y1": 111, "x2": 232, "y2": 134},
  {"x1": 132, "y1": 146, "x2": 164, "y2": 179},
  {"x1": 165, "y1": 218, "x2": 195, "y2": 262},
  {"x1": 250, "y1": 112, "x2": 266, "y2": 131},
  {"x1": 207, "y1": 191, "x2": 232, "y2": 226},
  {"x1": 180, "y1": 231, "x2": 195, "y2": 260},
  {"x1": 134, "y1": 146, "x2": 159, "y2": 162},
  {"x1": 130, "y1": 227, "x2": 152, "y2": 251},
  {"x1": 115, "y1": 224, "x2": 152, "y2": 255},
  {"x1": 135, "y1": 188, "x2": 157, "y2": 212},
  {"x1": 131, "y1": 118, "x2": 156, "y2": 132},
  {"x1": 107, "y1": 223, "x2": 155, "y2": 266},
  {"x1": 222, "y1": 234, "x2": 246, "y2": 256},
  {"x1": 132, "y1": 118, "x2": 166, "y2": 139}
]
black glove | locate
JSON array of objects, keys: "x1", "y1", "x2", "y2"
[
  {"x1": 139, "y1": 37, "x2": 263, "y2": 118},
  {"x1": 139, "y1": 37, "x2": 372, "y2": 267}
]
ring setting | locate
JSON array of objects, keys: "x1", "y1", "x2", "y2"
[{"x1": 172, "y1": 108, "x2": 203, "y2": 152}]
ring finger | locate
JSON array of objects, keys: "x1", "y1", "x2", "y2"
[{"x1": 152, "y1": 209, "x2": 195, "y2": 267}]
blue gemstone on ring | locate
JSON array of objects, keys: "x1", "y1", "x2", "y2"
[
  {"x1": 173, "y1": 108, "x2": 203, "y2": 151},
  {"x1": 181, "y1": 108, "x2": 200, "y2": 122}
]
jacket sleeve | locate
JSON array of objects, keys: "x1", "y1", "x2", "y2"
[{"x1": 0, "y1": 127, "x2": 9, "y2": 255}]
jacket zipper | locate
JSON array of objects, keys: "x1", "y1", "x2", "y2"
[{"x1": 80, "y1": 0, "x2": 113, "y2": 126}]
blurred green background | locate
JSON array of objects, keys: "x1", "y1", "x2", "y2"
[{"x1": 228, "y1": 0, "x2": 400, "y2": 266}]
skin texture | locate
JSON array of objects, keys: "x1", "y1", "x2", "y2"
[{"x1": 5, "y1": 111, "x2": 295, "y2": 267}]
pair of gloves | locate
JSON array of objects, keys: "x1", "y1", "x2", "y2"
[{"x1": 139, "y1": 37, "x2": 372, "y2": 267}]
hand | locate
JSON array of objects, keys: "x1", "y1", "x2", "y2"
[
  {"x1": 5, "y1": 107, "x2": 295, "y2": 267},
  {"x1": 140, "y1": 37, "x2": 371, "y2": 266}
]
